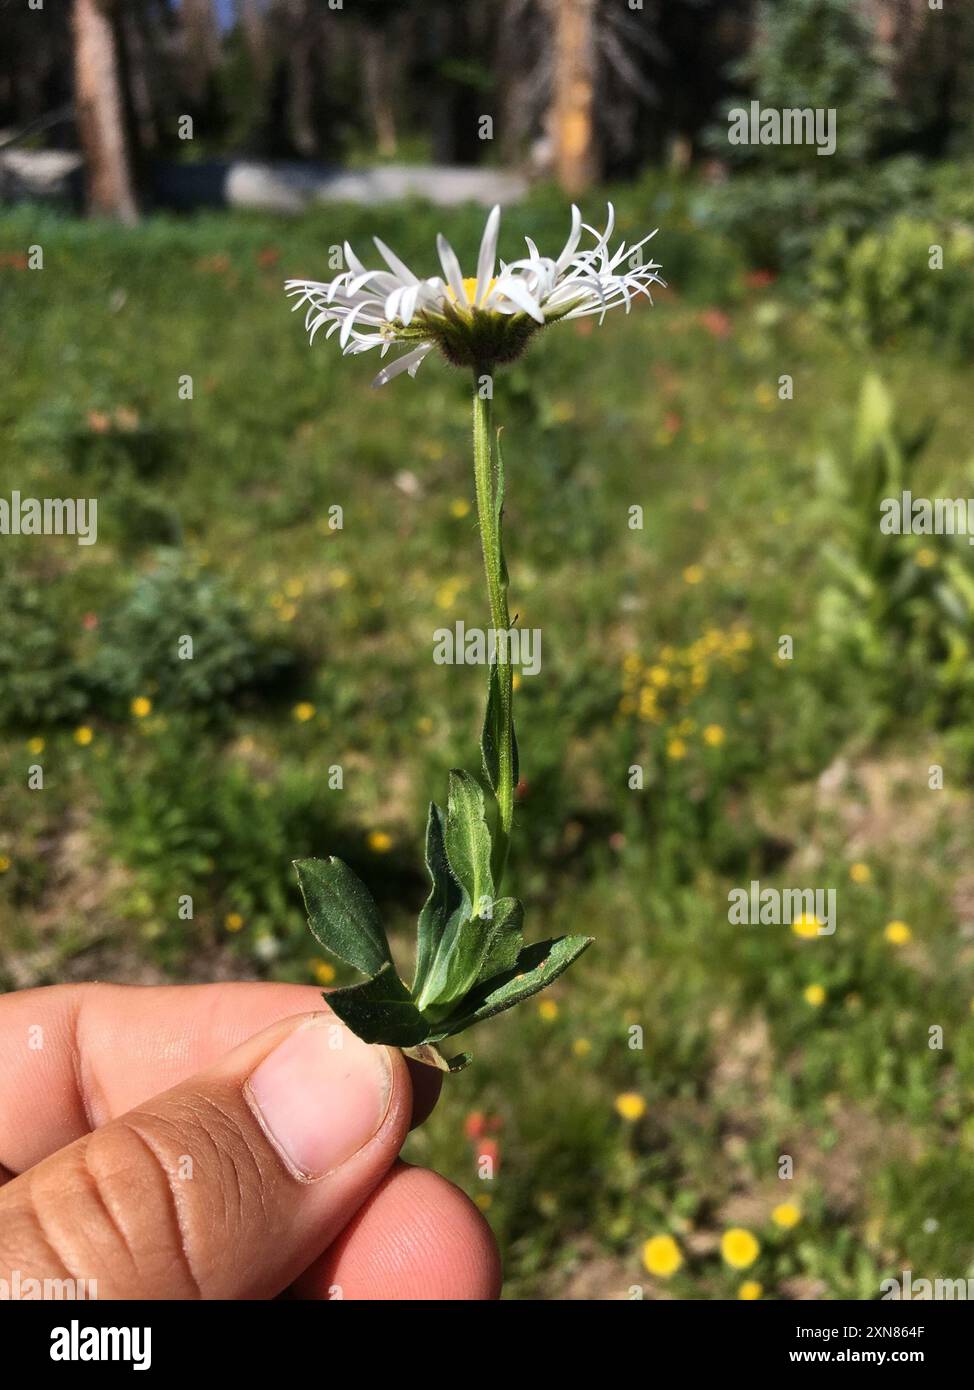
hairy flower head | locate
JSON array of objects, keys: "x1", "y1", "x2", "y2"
[{"x1": 285, "y1": 203, "x2": 664, "y2": 387}]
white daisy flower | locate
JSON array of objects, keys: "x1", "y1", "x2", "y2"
[{"x1": 285, "y1": 203, "x2": 665, "y2": 388}]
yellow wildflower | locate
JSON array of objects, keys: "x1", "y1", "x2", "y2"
[
  {"x1": 615, "y1": 1092, "x2": 647, "y2": 1122},
  {"x1": 642, "y1": 1235, "x2": 683, "y2": 1279},
  {"x1": 721, "y1": 1228, "x2": 760, "y2": 1270}
]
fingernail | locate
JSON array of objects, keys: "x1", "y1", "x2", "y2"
[{"x1": 245, "y1": 1017, "x2": 392, "y2": 1180}]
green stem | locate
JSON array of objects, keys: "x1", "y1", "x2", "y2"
[{"x1": 472, "y1": 378, "x2": 514, "y2": 883}]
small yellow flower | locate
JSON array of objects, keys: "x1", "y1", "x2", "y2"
[
  {"x1": 474, "y1": 1193, "x2": 493, "y2": 1212},
  {"x1": 284, "y1": 577, "x2": 305, "y2": 598},
  {"x1": 804, "y1": 983, "x2": 826, "y2": 1007},
  {"x1": 572, "y1": 1038, "x2": 592, "y2": 1058},
  {"x1": 682, "y1": 564, "x2": 704, "y2": 585},
  {"x1": 702, "y1": 724, "x2": 725, "y2": 747},
  {"x1": 312, "y1": 959, "x2": 336, "y2": 986},
  {"x1": 0, "y1": 855, "x2": 10, "y2": 874},
  {"x1": 278, "y1": 602, "x2": 298, "y2": 622},
  {"x1": 293, "y1": 701, "x2": 315, "y2": 722},
  {"x1": 329, "y1": 568, "x2": 350, "y2": 589},
  {"x1": 450, "y1": 498, "x2": 471, "y2": 518},
  {"x1": 74, "y1": 726, "x2": 94, "y2": 747},
  {"x1": 884, "y1": 919, "x2": 912, "y2": 945},
  {"x1": 849, "y1": 862, "x2": 871, "y2": 884},
  {"x1": 131, "y1": 696, "x2": 152, "y2": 719},
  {"x1": 435, "y1": 582, "x2": 459, "y2": 609},
  {"x1": 367, "y1": 830, "x2": 393, "y2": 854},
  {"x1": 26, "y1": 736, "x2": 45, "y2": 755},
  {"x1": 666, "y1": 737, "x2": 688, "y2": 760},
  {"x1": 772, "y1": 1202, "x2": 802, "y2": 1229},
  {"x1": 537, "y1": 998, "x2": 559, "y2": 1022},
  {"x1": 225, "y1": 912, "x2": 244, "y2": 933},
  {"x1": 915, "y1": 547, "x2": 937, "y2": 568},
  {"x1": 738, "y1": 1280, "x2": 763, "y2": 1300},
  {"x1": 416, "y1": 715, "x2": 434, "y2": 734},
  {"x1": 615, "y1": 1092, "x2": 647, "y2": 1122},
  {"x1": 792, "y1": 913, "x2": 820, "y2": 939},
  {"x1": 721, "y1": 1227, "x2": 760, "y2": 1270},
  {"x1": 642, "y1": 1234, "x2": 683, "y2": 1279},
  {"x1": 648, "y1": 665, "x2": 670, "y2": 688}
]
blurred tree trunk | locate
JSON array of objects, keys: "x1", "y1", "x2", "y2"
[
  {"x1": 71, "y1": 0, "x2": 138, "y2": 223},
  {"x1": 279, "y1": 0, "x2": 318, "y2": 157},
  {"x1": 240, "y1": 0, "x2": 271, "y2": 85},
  {"x1": 547, "y1": 0, "x2": 599, "y2": 194},
  {"x1": 181, "y1": 0, "x2": 221, "y2": 108},
  {"x1": 361, "y1": 26, "x2": 397, "y2": 158}
]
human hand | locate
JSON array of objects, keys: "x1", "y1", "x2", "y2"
[{"x1": 0, "y1": 982, "x2": 500, "y2": 1299}]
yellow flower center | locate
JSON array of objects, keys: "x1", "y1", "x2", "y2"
[{"x1": 447, "y1": 276, "x2": 496, "y2": 309}]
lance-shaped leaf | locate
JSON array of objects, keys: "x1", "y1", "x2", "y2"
[
  {"x1": 412, "y1": 802, "x2": 467, "y2": 998},
  {"x1": 438, "y1": 934, "x2": 593, "y2": 1039},
  {"x1": 480, "y1": 663, "x2": 519, "y2": 795},
  {"x1": 415, "y1": 893, "x2": 525, "y2": 1018},
  {"x1": 443, "y1": 770, "x2": 493, "y2": 920},
  {"x1": 294, "y1": 857, "x2": 392, "y2": 978},
  {"x1": 325, "y1": 963, "x2": 431, "y2": 1048},
  {"x1": 475, "y1": 896, "x2": 525, "y2": 984}
]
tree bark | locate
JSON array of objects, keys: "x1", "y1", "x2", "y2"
[
  {"x1": 361, "y1": 26, "x2": 397, "y2": 158},
  {"x1": 71, "y1": 0, "x2": 138, "y2": 223},
  {"x1": 547, "y1": 0, "x2": 599, "y2": 195}
]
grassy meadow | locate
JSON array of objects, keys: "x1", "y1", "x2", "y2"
[{"x1": 2, "y1": 184, "x2": 974, "y2": 1299}]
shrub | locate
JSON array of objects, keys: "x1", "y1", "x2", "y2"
[
  {"x1": 811, "y1": 215, "x2": 974, "y2": 353},
  {"x1": 0, "y1": 565, "x2": 89, "y2": 729},
  {"x1": 85, "y1": 550, "x2": 296, "y2": 718}
]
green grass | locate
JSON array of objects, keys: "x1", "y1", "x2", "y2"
[{"x1": 2, "y1": 189, "x2": 974, "y2": 1299}]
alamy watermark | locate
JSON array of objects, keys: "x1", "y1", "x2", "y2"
[
  {"x1": 432, "y1": 621, "x2": 541, "y2": 675},
  {"x1": 0, "y1": 491, "x2": 97, "y2": 545},
  {"x1": 728, "y1": 880, "x2": 836, "y2": 935},
  {"x1": 727, "y1": 101, "x2": 836, "y2": 157},
  {"x1": 881, "y1": 1269, "x2": 974, "y2": 1300},
  {"x1": 1, "y1": 1269, "x2": 97, "y2": 1300},
  {"x1": 880, "y1": 492, "x2": 974, "y2": 544}
]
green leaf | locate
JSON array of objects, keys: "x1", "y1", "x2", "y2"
[
  {"x1": 480, "y1": 664, "x2": 519, "y2": 794},
  {"x1": 439, "y1": 935, "x2": 593, "y2": 1038},
  {"x1": 476, "y1": 896, "x2": 525, "y2": 983},
  {"x1": 417, "y1": 893, "x2": 526, "y2": 1018},
  {"x1": 412, "y1": 802, "x2": 467, "y2": 995},
  {"x1": 443, "y1": 770, "x2": 493, "y2": 919},
  {"x1": 294, "y1": 857, "x2": 392, "y2": 978},
  {"x1": 325, "y1": 963, "x2": 431, "y2": 1047}
]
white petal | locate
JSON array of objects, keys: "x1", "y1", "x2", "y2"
[
  {"x1": 371, "y1": 343, "x2": 433, "y2": 389},
  {"x1": 554, "y1": 204, "x2": 583, "y2": 270},
  {"x1": 436, "y1": 233, "x2": 468, "y2": 303},
  {"x1": 372, "y1": 236, "x2": 419, "y2": 285},
  {"x1": 399, "y1": 283, "x2": 420, "y2": 325},
  {"x1": 343, "y1": 242, "x2": 366, "y2": 276},
  {"x1": 492, "y1": 276, "x2": 545, "y2": 324},
  {"x1": 474, "y1": 204, "x2": 501, "y2": 306}
]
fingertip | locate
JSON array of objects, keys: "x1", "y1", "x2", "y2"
[
  {"x1": 292, "y1": 1161, "x2": 501, "y2": 1301},
  {"x1": 405, "y1": 1057, "x2": 443, "y2": 1131}
]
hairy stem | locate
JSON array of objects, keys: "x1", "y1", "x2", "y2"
[{"x1": 472, "y1": 379, "x2": 514, "y2": 884}]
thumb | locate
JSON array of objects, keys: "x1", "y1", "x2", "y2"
[{"x1": 0, "y1": 1011, "x2": 411, "y2": 1299}]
